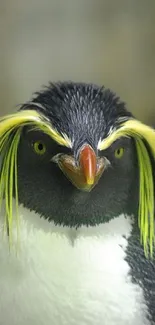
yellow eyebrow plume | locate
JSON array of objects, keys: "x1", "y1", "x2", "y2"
[
  {"x1": 0, "y1": 109, "x2": 71, "y2": 250},
  {"x1": 98, "y1": 118, "x2": 155, "y2": 258},
  {"x1": 98, "y1": 119, "x2": 155, "y2": 154},
  {"x1": 0, "y1": 109, "x2": 71, "y2": 147}
]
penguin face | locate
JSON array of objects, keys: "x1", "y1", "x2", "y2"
[{"x1": 16, "y1": 82, "x2": 139, "y2": 227}]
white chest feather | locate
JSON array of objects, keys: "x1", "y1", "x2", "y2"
[{"x1": 0, "y1": 206, "x2": 150, "y2": 325}]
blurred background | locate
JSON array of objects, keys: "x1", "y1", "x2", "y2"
[{"x1": 0, "y1": 0, "x2": 155, "y2": 124}]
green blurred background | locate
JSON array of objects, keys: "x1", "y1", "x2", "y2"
[{"x1": 0, "y1": 0, "x2": 155, "y2": 124}]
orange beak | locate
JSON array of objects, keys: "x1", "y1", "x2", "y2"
[
  {"x1": 54, "y1": 144, "x2": 105, "y2": 191},
  {"x1": 79, "y1": 145, "x2": 97, "y2": 185}
]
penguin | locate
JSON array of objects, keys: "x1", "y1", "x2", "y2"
[{"x1": 0, "y1": 81, "x2": 155, "y2": 325}]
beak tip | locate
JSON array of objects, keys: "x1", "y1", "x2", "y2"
[{"x1": 86, "y1": 177, "x2": 95, "y2": 185}]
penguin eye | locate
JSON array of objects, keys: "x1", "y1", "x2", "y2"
[
  {"x1": 114, "y1": 147, "x2": 125, "y2": 159},
  {"x1": 33, "y1": 141, "x2": 46, "y2": 155}
]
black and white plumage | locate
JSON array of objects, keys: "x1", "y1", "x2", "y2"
[{"x1": 0, "y1": 81, "x2": 155, "y2": 325}]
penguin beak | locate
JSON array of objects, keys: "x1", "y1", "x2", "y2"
[
  {"x1": 79, "y1": 145, "x2": 97, "y2": 186},
  {"x1": 52, "y1": 145, "x2": 106, "y2": 191}
]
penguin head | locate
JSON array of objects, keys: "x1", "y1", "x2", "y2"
[
  {"x1": 0, "y1": 81, "x2": 154, "y2": 255},
  {"x1": 17, "y1": 82, "x2": 138, "y2": 227}
]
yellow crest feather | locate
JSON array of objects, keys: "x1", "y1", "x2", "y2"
[
  {"x1": 0, "y1": 109, "x2": 71, "y2": 250},
  {"x1": 99, "y1": 118, "x2": 155, "y2": 258},
  {"x1": 0, "y1": 110, "x2": 71, "y2": 147}
]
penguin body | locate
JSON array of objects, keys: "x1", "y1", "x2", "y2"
[
  {"x1": 0, "y1": 205, "x2": 151, "y2": 325},
  {"x1": 0, "y1": 82, "x2": 155, "y2": 324}
]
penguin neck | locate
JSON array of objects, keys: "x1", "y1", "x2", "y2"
[{"x1": 6, "y1": 202, "x2": 136, "y2": 246}]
